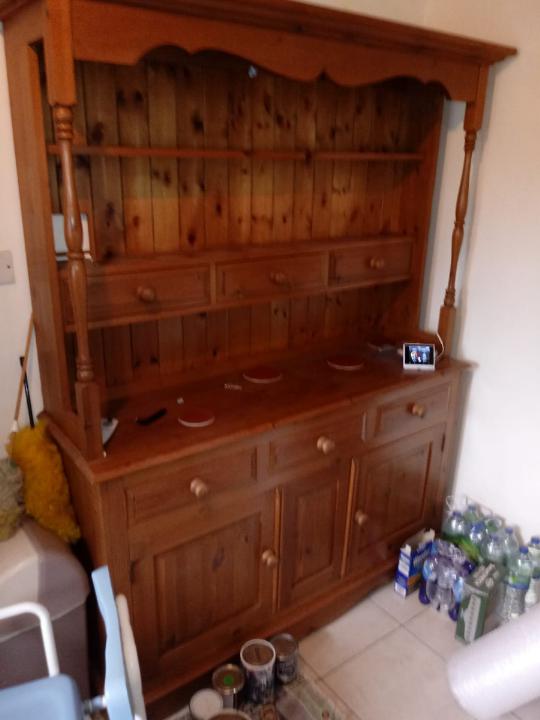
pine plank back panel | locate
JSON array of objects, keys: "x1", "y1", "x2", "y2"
[{"x1": 44, "y1": 52, "x2": 443, "y2": 402}]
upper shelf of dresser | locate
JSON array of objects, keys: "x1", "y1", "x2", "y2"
[{"x1": 1, "y1": 0, "x2": 516, "y2": 101}]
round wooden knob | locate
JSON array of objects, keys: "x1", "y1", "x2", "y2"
[
  {"x1": 354, "y1": 510, "x2": 368, "y2": 528},
  {"x1": 190, "y1": 478, "x2": 209, "y2": 499},
  {"x1": 261, "y1": 549, "x2": 278, "y2": 568},
  {"x1": 409, "y1": 403, "x2": 426, "y2": 418},
  {"x1": 316, "y1": 436, "x2": 336, "y2": 455},
  {"x1": 369, "y1": 257, "x2": 386, "y2": 270},
  {"x1": 136, "y1": 285, "x2": 157, "y2": 303},
  {"x1": 269, "y1": 271, "x2": 290, "y2": 287}
]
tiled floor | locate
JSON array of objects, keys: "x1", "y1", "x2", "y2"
[{"x1": 299, "y1": 583, "x2": 540, "y2": 720}]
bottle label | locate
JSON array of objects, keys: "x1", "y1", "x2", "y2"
[{"x1": 507, "y1": 577, "x2": 529, "y2": 590}]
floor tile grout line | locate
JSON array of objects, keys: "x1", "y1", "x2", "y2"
[
  {"x1": 402, "y1": 610, "x2": 465, "y2": 664},
  {"x1": 369, "y1": 593, "x2": 428, "y2": 626},
  {"x1": 399, "y1": 622, "x2": 451, "y2": 663},
  {"x1": 297, "y1": 654, "x2": 365, "y2": 720},
  {"x1": 315, "y1": 674, "x2": 366, "y2": 720},
  {"x1": 318, "y1": 623, "x2": 401, "y2": 680},
  {"x1": 365, "y1": 595, "x2": 423, "y2": 626}
]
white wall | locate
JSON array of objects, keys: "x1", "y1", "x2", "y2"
[
  {"x1": 1, "y1": 1, "x2": 539, "y2": 538},
  {"x1": 421, "y1": 0, "x2": 540, "y2": 539},
  {"x1": 0, "y1": 27, "x2": 43, "y2": 446}
]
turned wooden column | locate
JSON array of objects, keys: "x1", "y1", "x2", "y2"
[
  {"x1": 438, "y1": 128, "x2": 477, "y2": 350},
  {"x1": 54, "y1": 105, "x2": 102, "y2": 457},
  {"x1": 54, "y1": 105, "x2": 94, "y2": 382}
]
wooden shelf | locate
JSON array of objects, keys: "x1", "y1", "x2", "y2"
[
  {"x1": 80, "y1": 346, "x2": 464, "y2": 480},
  {"x1": 46, "y1": 144, "x2": 424, "y2": 163}
]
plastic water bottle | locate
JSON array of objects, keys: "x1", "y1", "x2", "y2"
[
  {"x1": 481, "y1": 533, "x2": 504, "y2": 565},
  {"x1": 420, "y1": 541, "x2": 472, "y2": 617},
  {"x1": 502, "y1": 527, "x2": 519, "y2": 566},
  {"x1": 469, "y1": 521, "x2": 486, "y2": 546},
  {"x1": 464, "y1": 503, "x2": 482, "y2": 526},
  {"x1": 463, "y1": 521, "x2": 486, "y2": 564},
  {"x1": 422, "y1": 553, "x2": 439, "y2": 605},
  {"x1": 485, "y1": 515, "x2": 504, "y2": 535},
  {"x1": 525, "y1": 537, "x2": 540, "y2": 610},
  {"x1": 436, "y1": 559, "x2": 458, "y2": 612},
  {"x1": 442, "y1": 511, "x2": 469, "y2": 543},
  {"x1": 500, "y1": 546, "x2": 532, "y2": 620}
]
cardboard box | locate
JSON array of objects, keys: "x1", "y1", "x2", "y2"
[
  {"x1": 456, "y1": 563, "x2": 503, "y2": 643},
  {"x1": 394, "y1": 528, "x2": 435, "y2": 597}
]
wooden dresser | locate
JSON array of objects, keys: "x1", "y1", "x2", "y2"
[{"x1": 0, "y1": 0, "x2": 515, "y2": 700}]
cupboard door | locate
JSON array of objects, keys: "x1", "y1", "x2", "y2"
[
  {"x1": 279, "y1": 460, "x2": 350, "y2": 608},
  {"x1": 347, "y1": 425, "x2": 445, "y2": 576},
  {"x1": 130, "y1": 492, "x2": 276, "y2": 678}
]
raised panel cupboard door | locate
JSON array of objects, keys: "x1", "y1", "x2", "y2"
[
  {"x1": 347, "y1": 425, "x2": 445, "y2": 576},
  {"x1": 279, "y1": 459, "x2": 350, "y2": 608},
  {"x1": 130, "y1": 491, "x2": 276, "y2": 678}
]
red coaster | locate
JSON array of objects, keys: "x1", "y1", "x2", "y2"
[
  {"x1": 178, "y1": 406, "x2": 215, "y2": 428},
  {"x1": 327, "y1": 354, "x2": 365, "y2": 372},
  {"x1": 242, "y1": 366, "x2": 283, "y2": 384}
]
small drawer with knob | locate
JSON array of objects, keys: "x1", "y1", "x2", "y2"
[
  {"x1": 124, "y1": 442, "x2": 258, "y2": 526},
  {"x1": 216, "y1": 253, "x2": 327, "y2": 303},
  {"x1": 60, "y1": 263, "x2": 210, "y2": 327},
  {"x1": 268, "y1": 408, "x2": 366, "y2": 476},
  {"x1": 368, "y1": 383, "x2": 451, "y2": 445},
  {"x1": 329, "y1": 238, "x2": 413, "y2": 288}
]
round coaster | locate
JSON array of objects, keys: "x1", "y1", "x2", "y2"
[
  {"x1": 178, "y1": 406, "x2": 215, "y2": 428},
  {"x1": 242, "y1": 365, "x2": 283, "y2": 384},
  {"x1": 327, "y1": 354, "x2": 365, "y2": 372}
]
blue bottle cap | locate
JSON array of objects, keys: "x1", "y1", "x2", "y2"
[
  {"x1": 452, "y1": 510, "x2": 463, "y2": 517},
  {"x1": 520, "y1": 546, "x2": 528, "y2": 554},
  {"x1": 531, "y1": 536, "x2": 540, "y2": 545},
  {"x1": 505, "y1": 527, "x2": 514, "y2": 534}
]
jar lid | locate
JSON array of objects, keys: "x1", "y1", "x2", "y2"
[
  {"x1": 212, "y1": 664, "x2": 245, "y2": 695},
  {"x1": 240, "y1": 639, "x2": 275, "y2": 666},
  {"x1": 189, "y1": 689, "x2": 223, "y2": 720},
  {"x1": 270, "y1": 633, "x2": 298, "y2": 659}
]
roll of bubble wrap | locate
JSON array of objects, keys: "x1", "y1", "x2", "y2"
[{"x1": 448, "y1": 603, "x2": 540, "y2": 719}]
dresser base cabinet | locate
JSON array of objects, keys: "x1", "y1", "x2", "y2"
[{"x1": 55, "y1": 363, "x2": 464, "y2": 699}]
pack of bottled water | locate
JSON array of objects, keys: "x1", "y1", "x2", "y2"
[
  {"x1": 420, "y1": 495, "x2": 540, "y2": 625},
  {"x1": 419, "y1": 539, "x2": 474, "y2": 619}
]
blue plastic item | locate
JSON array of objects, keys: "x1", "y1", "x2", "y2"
[
  {"x1": 0, "y1": 566, "x2": 138, "y2": 720},
  {"x1": 92, "y1": 566, "x2": 133, "y2": 720},
  {"x1": 0, "y1": 675, "x2": 80, "y2": 720}
]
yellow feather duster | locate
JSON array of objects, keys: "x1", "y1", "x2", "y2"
[{"x1": 7, "y1": 420, "x2": 80, "y2": 543}]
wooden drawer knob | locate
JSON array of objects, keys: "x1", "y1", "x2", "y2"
[
  {"x1": 409, "y1": 403, "x2": 426, "y2": 418},
  {"x1": 190, "y1": 477, "x2": 209, "y2": 499},
  {"x1": 354, "y1": 510, "x2": 368, "y2": 528},
  {"x1": 369, "y1": 257, "x2": 386, "y2": 270},
  {"x1": 269, "y1": 271, "x2": 290, "y2": 287},
  {"x1": 316, "y1": 436, "x2": 336, "y2": 455},
  {"x1": 261, "y1": 549, "x2": 278, "y2": 568},
  {"x1": 136, "y1": 285, "x2": 157, "y2": 303}
]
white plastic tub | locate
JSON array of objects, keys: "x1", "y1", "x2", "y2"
[{"x1": 0, "y1": 518, "x2": 89, "y2": 695}]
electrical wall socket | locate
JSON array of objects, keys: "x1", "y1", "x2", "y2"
[{"x1": 0, "y1": 251, "x2": 15, "y2": 285}]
